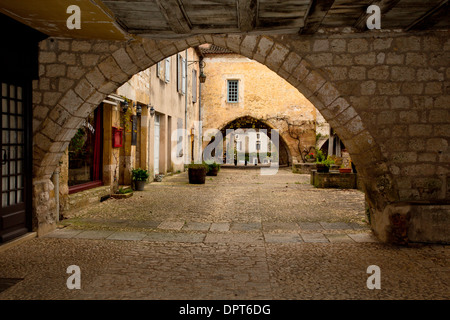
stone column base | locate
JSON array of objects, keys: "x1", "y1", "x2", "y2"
[{"x1": 371, "y1": 202, "x2": 450, "y2": 245}]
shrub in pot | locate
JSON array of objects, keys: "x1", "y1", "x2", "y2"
[
  {"x1": 205, "y1": 162, "x2": 220, "y2": 176},
  {"x1": 131, "y1": 168, "x2": 150, "y2": 191},
  {"x1": 315, "y1": 150, "x2": 335, "y2": 173},
  {"x1": 188, "y1": 163, "x2": 208, "y2": 184}
]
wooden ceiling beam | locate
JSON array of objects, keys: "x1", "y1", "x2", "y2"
[
  {"x1": 406, "y1": 0, "x2": 448, "y2": 31},
  {"x1": 237, "y1": 0, "x2": 258, "y2": 32},
  {"x1": 155, "y1": 0, "x2": 191, "y2": 34},
  {"x1": 300, "y1": 0, "x2": 335, "y2": 35}
]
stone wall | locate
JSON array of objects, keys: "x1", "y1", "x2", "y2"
[{"x1": 201, "y1": 52, "x2": 318, "y2": 163}]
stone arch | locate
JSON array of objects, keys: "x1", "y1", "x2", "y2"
[
  {"x1": 32, "y1": 34, "x2": 395, "y2": 240},
  {"x1": 216, "y1": 115, "x2": 293, "y2": 166}
]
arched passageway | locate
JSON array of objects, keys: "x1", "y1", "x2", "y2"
[
  {"x1": 30, "y1": 31, "x2": 450, "y2": 244},
  {"x1": 204, "y1": 116, "x2": 293, "y2": 166}
]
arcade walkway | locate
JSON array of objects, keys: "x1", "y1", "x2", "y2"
[{"x1": 0, "y1": 168, "x2": 448, "y2": 300}]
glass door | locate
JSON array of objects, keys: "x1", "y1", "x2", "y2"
[{"x1": 0, "y1": 81, "x2": 29, "y2": 242}]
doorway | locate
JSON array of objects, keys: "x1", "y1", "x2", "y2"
[
  {"x1": 0, "y1": 81, "x2": 31, "y2": 243},
  {"x1": 154, "y1": 114, "x2": 160, "y2": 176}
]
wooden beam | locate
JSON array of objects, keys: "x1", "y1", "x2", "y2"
[
  {"x1": 354, "y1": 0, "x2": 401, "y2": 31},
  {"x1": 237, "y1": 0, "x2": 258, "y2": 32},
  {"x1": 406, "y1": 0, "x2": 448, "y2": 31},
  {"x1": 155, "y1": 0, "x2": 191, "y2": 34},
  {"x1": 300, "y1": 0, "x2": 335, "y2": 35}
]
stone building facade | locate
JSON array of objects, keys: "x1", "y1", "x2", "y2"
[
  {"x1": 199, "y1": 44, "x2": 329, "y2": 165},
  {"x1": 56, "y1": 48, "x2": 201, "y2": 217}
]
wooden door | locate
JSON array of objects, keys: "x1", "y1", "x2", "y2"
[{"x1": 0, "y1": 81, "x2": 31, "y2": 243}]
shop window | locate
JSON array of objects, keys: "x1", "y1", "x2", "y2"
[{"x1": 68, "y1": 106, "x2": 103, "y2": 193}]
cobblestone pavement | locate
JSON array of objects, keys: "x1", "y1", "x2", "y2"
[{"x1": 0, "y1": 168, "x2": 448, "y2": 300}]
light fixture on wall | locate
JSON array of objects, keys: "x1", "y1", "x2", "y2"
[
  {"x1": 199, "y1": 71, "x2": 206, "y2": 83},
  {"x1": 122, "y1": 100, "x2": 129, "y2": 113},
  {"x1": 188, "y1": 59, "x2": 207, "y2": 83},
  {"x1": 149, "y1": 105, "x2": 156, "y2": 116},
  {"x1": 136, "y1": 104, "x2": 142, "y2": 117}
]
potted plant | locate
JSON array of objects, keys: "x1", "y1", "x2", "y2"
[
  {"x1": 315, "y1": 150, "x2": 335, "y2": 173},
  {"x1": 131, "y1": 168, "x2": 150, "y2": 191},
  {"x1": 205, "y1": 162, "x2": 220, "y2": 176},
  {"x1": 305, "y1": 152, "x2": 315, "y2": 163},
  {"x1": 188, "y1": 163, "x2": 208, "y2": 184}
]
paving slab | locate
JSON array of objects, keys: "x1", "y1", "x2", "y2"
[
  {"x1": 300, "y1": 232, "x2": 329, "y2": 243},
  {"x1": 74, "y1": 230, "x2": 115, "y2": 240},
  {"x1": 204, "y1": 233, "x2": 264, "y2": 244},
  {"x1": 347, "y1": 233, "x2": 379, "y2": 243},
  {"x1": 106, "y1": 232, "x2": 147, "y2": 241},
  {"x1": 324, "y1": 234, "x2": 355, "y2": 243},
  {"x1": 126, "y1": 220, "x2": 162, "y2": 229},
  {"x1": 157, "y1": 221, "x2": 185, "y2": 231},
  {"x1": 182, "y1": 222, "x2": 211, "y2": 232},
  {"x1": 230, "y1": 222, "x2": 262, "y2": 232},
  {"x1": 348, "y1": 222, "x2": 369, "y2": 230},
  {"x1": 143, "y1": 232, "x2": 205, "y2": 243},
  {"x1": 210, "y1": 222, "x2": 230, "y2": 232},
  {"x1": 263, "y1": 232, "x2": 303, "y2": 243},
  {"x1": 262, "y1": 222, "x2": 301, "y2": 232},
  {"x1": 320, "y1": 222, "x2": 352, "y2": 230},
  {"x1": 297, "y1": 222, "x2": 324, "y2": 231},
  {"x1": 44, "y1": 229, "x2": 83, "y2": 239}
]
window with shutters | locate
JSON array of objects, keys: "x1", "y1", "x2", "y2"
[
  {"x1": 177, "y1": 54, "x2": 182, "y2": 93},
  {"x1": 227, "y1": 80, "x2": 239, "y2": 103},
  {"x1": 182, "y1": 58, "x2": 186, "y2": 95}
]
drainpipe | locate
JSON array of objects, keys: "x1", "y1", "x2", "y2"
[
  {"x1": 198, "y1": 58, "x2": 203, "y2": 163},
  {"x1": 185, "y1": 49, "x2": 188, "y2": 165},
  {"x1": 52, "y1": 167, "x2": 60, "y2": 222}
]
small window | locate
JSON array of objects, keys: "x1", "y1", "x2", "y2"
[
  {"x1": 227, "y1": 80, "x2": 239, "y2": 103},
  {"x1": 165, "y1": 58, "x2": 170, "y2": 83},
  {"x1": 256, "y1": 141, "x2": 261, "y2": 151},
  {"x1": 256, "y1": 133, "x2": 260, "y2": 139}
]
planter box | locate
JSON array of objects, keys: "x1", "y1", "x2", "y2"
[
  {"x1": 292, "y1": 163, "x2": 317, "y2": 174},
  {"x1": 188, "y1": 167, "x2": 206, "y2": 184},
  {"x1": 339, "y1": 168, "x2": 352, "y2": 173},
  {"x1": 310, "y1": 170, "x2": 357, "y2": 189}
]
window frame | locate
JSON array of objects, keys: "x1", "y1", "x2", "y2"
[{"x1": 227, "y1": 79, "x2": 239, "y2": 103}]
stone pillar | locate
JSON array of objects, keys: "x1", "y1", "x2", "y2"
[
  {"x1": 32, "y1": 179, "x2": 57, "y2": 237},
  {"x1": 139, "y1": 106, "x2": 149, "y2": 171}
]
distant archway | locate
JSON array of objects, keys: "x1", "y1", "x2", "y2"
[{"x1": 215, "y1": 116, "x2": 292, "y2": 166}]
